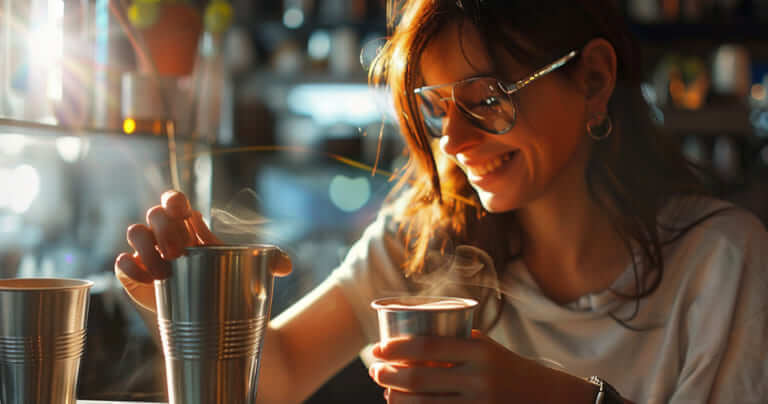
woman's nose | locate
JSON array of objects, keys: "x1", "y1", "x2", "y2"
[{"x1": 437, "y1": 105, "x2": 483, "y2": 156}]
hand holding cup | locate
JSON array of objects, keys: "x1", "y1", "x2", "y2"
[{"x1": 114, "y1": 190, "x2": 292, "y2": 312}]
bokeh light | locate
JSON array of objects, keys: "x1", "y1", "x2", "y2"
[
  {"x1": 283, "y1": 8, "x2": 304, "y2": 29},
  {"x1": 123, "y1": 118, "x2": 136, "y2": 134},
  {"x1": 329, "y1": 175, "x2": 370, "y2": 212}
]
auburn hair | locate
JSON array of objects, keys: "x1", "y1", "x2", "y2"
[{"x1": 369, "y1": 0, "x2": 717, "y2": 330}]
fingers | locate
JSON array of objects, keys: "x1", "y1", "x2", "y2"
[
  {"x1": 147, "y1": 205, "x2": 193, "y2": 260},
  {"x1": 370, "y1": 362, "x2": 469, "y2": 395},
  {"x1": 126, "y1": 224, "x2": 171, "y2": 279},
  {"x1": 115, "y1": 190, "x2": 217, "y2": 313},
  {"x1": 161, "y1": 190, "x2": 193, "y2": 220},
  {"x1": 374, "y1": 336, "x2": 483, "y2": 364},
  {"x1": 114, "y1": 252, "x2": 153, "y2": 283},
  {"x1": 114, "y1": 256, "x2": 158, "y2": 313},
  {"x1": 187, "y1": 210, "x2": 221, "y2": 245},
  {"x1": 158, "y1": 190, "x2": 220, "y2": 251}
]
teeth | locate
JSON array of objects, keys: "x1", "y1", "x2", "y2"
[{"x1": 468, "y1": 152, "x2": 513, "y2": 176}]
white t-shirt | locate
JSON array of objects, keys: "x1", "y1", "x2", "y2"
[{"x1": 328, "y1": 198, "x2": 768, "y2": 403}]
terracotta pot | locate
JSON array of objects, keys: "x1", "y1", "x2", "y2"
[{"x1": 140, "y1": 3, "x2": 203, "y2": 76}]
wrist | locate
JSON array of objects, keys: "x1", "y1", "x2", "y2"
[
  {"x1": 524, "y1": 360, "x2": 634, "y2": 404},
  {"x1": 529, "y1": 361, "x2": 600, "y2": 404},
  {"x1": 585, "y1": 376, "x2": 627, "y2": 404},
  {"x1": 531, "y1": 362, "x2": 626, "y2": 404}
]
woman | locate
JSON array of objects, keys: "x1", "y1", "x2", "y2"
[{"x1": 114, "y1": 0, "x2": 768, "y2": 403}]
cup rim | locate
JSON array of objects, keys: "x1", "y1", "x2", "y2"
[
  {"x1": 0, "y1": 278, "x2": 94, "y2": 291},
  {"x1": 370, "y1": 296, "x2": 479, "y2": 311}
]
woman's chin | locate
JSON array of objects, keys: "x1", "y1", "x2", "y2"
[{"x1": 476, "y1": 191, "x2": 520, "y2": 213}]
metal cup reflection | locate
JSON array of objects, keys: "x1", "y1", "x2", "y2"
[
  {"x1": 0, "y1": 278, "x2": 93, "y2": 404},
  {"x1": 155, "y1": 244, "x2": 287, "y2": 404},
  {"x1": 371, "y1": 296, "x2": 478, "y2": 340},
  {"x1": 371, "y1": 296, "x2": 478, "y2": 369}
]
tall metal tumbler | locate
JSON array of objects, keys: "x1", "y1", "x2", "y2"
[
  {"x1": 0, "y1": 278, "x2": 93, "y2": 404},
  {"x1": 155, "y1": 245, "x2": 286, "y2": 404}
]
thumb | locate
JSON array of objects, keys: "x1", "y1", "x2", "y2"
[
  {"x1": 114, "y1": 263, "x2": 158, "y2": 313},
  {"x1": 187, "y1": 211, "x2": 292, "y2": 277},
  {"x1": 271, "y1": 248, "x2": 293, "y2": 277}
]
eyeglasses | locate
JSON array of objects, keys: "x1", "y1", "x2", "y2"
[{"x1": 414, "y1": 50, "x2": 578, "y2": 138}]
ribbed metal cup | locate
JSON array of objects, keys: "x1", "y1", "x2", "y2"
[
  {"x1": 0, "y1": 278, "x2": 93, "y2": 404},
  {"x1": 371, "y1": 296, "x2": 479, "y2": 340},
  {"x1": 155, "y1": 245, "x2": 285, "y2": 404}
]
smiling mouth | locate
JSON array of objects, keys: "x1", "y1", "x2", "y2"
[{"x1": 466, "y1": 151, "x2": 517, "y2": 177}]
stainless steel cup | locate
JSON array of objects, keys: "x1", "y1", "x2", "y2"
[
  {"x1": 371, "y1": 296, "x2": 479, "y2": 340},
  {"x1": 0, "y1": 278, "x2": 93, "y2": 404},
  {"x1": 155, "y1": 244, "x2": 288, "y2": 404}
]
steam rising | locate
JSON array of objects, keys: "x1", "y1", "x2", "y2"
[
  {"x1": 210, "y1": 189, "x2": 274, "y2": 244},
  {"x1": 408, "y1": 244, "x2": 502, "y2": 299},
  {"x1": 208, "y1": 190, "x2": 504, "y2": 303},
  {"x1": 394, "y1": 244, "x2": 573, "y2": 372}
]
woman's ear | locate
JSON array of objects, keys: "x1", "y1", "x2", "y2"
[{"x1": 577, "y1": 38, "x2": 617, "y2": 116}]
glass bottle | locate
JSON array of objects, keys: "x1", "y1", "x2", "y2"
[{"x1": 192, "y1": 0, "x2": 234, "y2": 144}]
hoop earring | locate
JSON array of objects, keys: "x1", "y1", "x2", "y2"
[{"x1": 587, "y1": 113, "x2": 613, "y2": 141}]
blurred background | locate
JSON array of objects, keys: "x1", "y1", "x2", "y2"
[{"x1": 1, "y1": 0, "x2": 767, "y2": 402}]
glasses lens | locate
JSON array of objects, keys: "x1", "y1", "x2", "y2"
[
  {"x1": 454, "y1": 78, "x2": 517, "y2": 134},
  {"x1": 416, "y1": 89, "x2": 449, "y2": 137}
]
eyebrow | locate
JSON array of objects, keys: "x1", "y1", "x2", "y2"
[{"x1": 419, "y1": 69, "x2": 499, "y2": 88}]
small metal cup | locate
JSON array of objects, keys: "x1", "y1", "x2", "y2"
[
  {"x1": 155, "y1": 244, "x2": 288, "y2": 404},
  {"x1": 0, "y1": 278, "x2": 93, "y2": 404},
  {"x1": 371, "y1": 296, "x2": 479, "y2": 340}
]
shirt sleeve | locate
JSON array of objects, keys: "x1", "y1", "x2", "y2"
[
  {"x1": 670, "y1": 212, "x2": 768, "y2": 404},
  {"x1": 326, "y1": 213, "x2": 412, "y2": 345}
]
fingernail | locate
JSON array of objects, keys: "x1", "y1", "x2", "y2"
[
  {"x1": 116, "y1": 254, "x2": 151, "y2": 283},
  {"x1": 370, "y1": 362, "x2": 395, "y2": 380},
  {"x1": 161, "y1": 190, "x2": 178, "y2": 206},
  {"x1": 369, "y1": 362, "x2": 382, "y2": 378}
]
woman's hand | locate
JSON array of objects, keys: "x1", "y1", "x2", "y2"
[
  {"x1": 114, "y1": 190, "x2": 222, "y2": 312},
  {"x1": 369, "y1": 330, "x2": 598, "y2": 404}
]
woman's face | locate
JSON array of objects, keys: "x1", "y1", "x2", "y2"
[{"x1": 419, "y1": 22, "x2": 591, "y2": 213}]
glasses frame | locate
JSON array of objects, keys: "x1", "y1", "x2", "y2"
[{"x1": 414, "y1": 49, "x2": 579, "y2": 137}]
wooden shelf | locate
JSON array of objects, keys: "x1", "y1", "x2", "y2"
[
  {"x1": 655, "y1": 103, "x2": 754, "y2": 136},
  {"x1": 0, "y1": 117, "x2": 210, "y2": 144},
  {"x1": 630, "y1": 22, "x2": 768, "y2": 43}
]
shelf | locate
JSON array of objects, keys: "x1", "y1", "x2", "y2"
[
  {"x1": 241, "y1": 68, "x2": 369, "y2": 85},
  {"x1": 630, "y1": 22, "x2": 768, "y2": 43},
  {"x1": 655, "y1": 103, "x2": 753, "y2": 136},
  {"x1": 0, "y1": 117, "x2": 210, "y2": 145}
]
